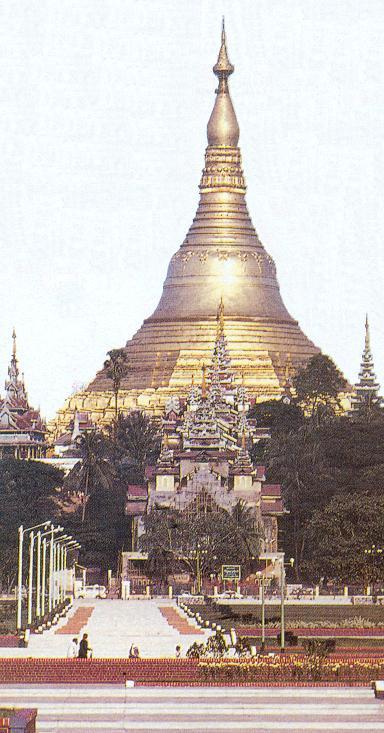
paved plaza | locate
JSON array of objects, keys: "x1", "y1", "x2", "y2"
[
  {"x1": 2, "y1": 599, "x2": 384, "y2": 731},
  {"x1": 1, "y1": 599, "x2": 209, "y2": 659},
  {"x1": 1, "y1": 685, "x2": 384, "y2": 731}
]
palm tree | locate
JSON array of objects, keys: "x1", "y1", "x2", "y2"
[
  {"x1": 113, "y1": 411, "x2": 160, "y2": 483},
  {"x1": 104, "y1": 348, "x2": 127, "y2": 424},
  {"x1": 66, "y1": 430, "x2": 115, "y2": 523},
  {"x1": 231, "y1": 500, "x2": 261, "y2": 563}
]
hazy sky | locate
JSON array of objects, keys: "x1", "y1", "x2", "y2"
[{"x1": 0, "y1": 0, "x2": 383, "y2": 418}]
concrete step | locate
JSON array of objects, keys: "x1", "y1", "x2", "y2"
[{"x1": 1, "y1": 686, "x2": 384, "y2": 732}]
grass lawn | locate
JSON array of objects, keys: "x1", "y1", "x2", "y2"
[{"x1": 207, "y1": 602, "x2": 384, "y2": 626}]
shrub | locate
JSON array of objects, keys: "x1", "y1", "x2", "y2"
[{"x1": 276, "y1": 631, "x2": 298, "y2": 646}]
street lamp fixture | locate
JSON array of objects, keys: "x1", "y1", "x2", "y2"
[
  {"x1": 17, "y1": 520, "x2": 51, "y2": 631},
  {"x1": 256, "y1": 571, "x2": 266, "y2": 652}
]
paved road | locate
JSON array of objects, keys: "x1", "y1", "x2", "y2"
[{"x1": 1, "y1": 685, "x2": 384, "y2": 731}]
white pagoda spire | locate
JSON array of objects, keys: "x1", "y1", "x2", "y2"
[{"x1": 351, "y1": 315, "x2": 382, "y2": 414}]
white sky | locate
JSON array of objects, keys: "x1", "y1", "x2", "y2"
[{"x1": 0, "y1": 0, "x2": 383, "y2": 419}]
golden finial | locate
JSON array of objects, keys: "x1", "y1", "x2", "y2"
[
  {"x1": 207, "y1": 20, "x2": 239, "y2": 147},
  {"x1": 213, "y1": 17, "x2": 234, "y2": 79},
  {"x1": 12, "y1": 328, "x2": 17, "y2": 358},
  {"x1": 201, "y1": 363, "x2": 207, "y2": 399},
  {"x1": 191, "y1": 373, "x2": 195, "y2": 386},
  {"x1": 217, "y1": 297, "x2": 225, "y2": 336},
  {"x1": 365, "y1": 314, "x2": 370, "y2": 353}
]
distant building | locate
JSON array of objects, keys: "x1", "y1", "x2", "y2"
[
  {"x1": 0, "y1": 330, "x2": 47, "y2": 459},
  {"x1": 54, "y1": 409, "x2": 95, "y2": 458},
  {"x1": 126, "y1": 302, "x2": 285, "y2": 561},
  {"x1": 350, "y1": 316, "x2": 382, "y2": 414}
]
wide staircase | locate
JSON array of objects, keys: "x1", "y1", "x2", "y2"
[{"x1": 1, "y1": 685, "x2": 384, "y2": 731}]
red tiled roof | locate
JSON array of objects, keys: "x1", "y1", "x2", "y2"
[
  {"x1": 262, "y1": 484, "x2": 281, "y2": 497},
  {"x1": 55, "y1": 432, "x2": 72, "y2": 446},
  {"x1": 125, "y1": 500, "x2": 147, "y2": 515},
  {"x1": 127, "y1": 485, "x2": 147, "y2": 497},
  {"x1": 261, "y1": 499, "x2": 284, "y2": 514}
]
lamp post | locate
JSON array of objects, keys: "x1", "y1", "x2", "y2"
[
  {"x1": 27, "y1": 531, "x2": 35, "y2": 628},
  {"x1": 41, "y1": 537, "x2": 47, "y2": 617},
  {"x1": 52, "y1": 536, "x2": 79, "y2": 606},
  {"x1": 279, "y1": 555, "x2": 294, "y2": 653},
  {"x1": 52, "y1": 535, "x2": 70, "y2": 608},
  {"x1": 36, "y1": 526, "x2": 62, "y2": 621},
  {"x1": 47, "y1": 526, "x2": 64, "y2": 613},
  {"x1": 364, "y1": 544, "x2": 383, "y2": 596},
  {"x1": 60, "y1": 540, "x2": 79, "y2": 602},
  {"x1": 256, "y1": 571, "x2": 266, "y2": 652},
  {"x1": 17, "y1": 520, "x2": 51, "y2": 631}
]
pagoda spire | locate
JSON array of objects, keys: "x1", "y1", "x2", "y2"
[
  {"x1": 4, "y1": 329, "x2": 28, "y2": 406},
  {"x1": 351, "y1": 315, "x2": 382, "y2": 414},
  {"x1": 365, "y1": 313, "x2": 370, "y2": 352},
  {"x1": 217, "y1": 296, "x2": 225, "y2": 337},
  {"x1": 8, "y1": 328, "x2": 19, "y2": 387},
  {"x1": 12, "y1": 328, "x2": 17, "y2": 358},
  {"x1": 207, "y1": 19, "x2": 239, "y2": 148}
]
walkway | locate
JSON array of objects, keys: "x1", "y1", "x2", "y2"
[
  {"x1": 1, "y1": 685, "x2": 384, "y2": 731},
  {"x1": 0, "y1": 599, "x2": 208, "y2": 659}
]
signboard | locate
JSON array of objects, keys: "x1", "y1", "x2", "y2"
[{"x1": 221, "y1": 564, "x2": 241, "y2": 581}]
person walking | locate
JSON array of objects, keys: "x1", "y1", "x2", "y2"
[
  {"x1": 78, "y1": 633, "x2": 92, "y2": 659},
  {"x1": 175, "y1": 645, "x2": 181, "y2": 658},
  {"x1": 66, "y1": 637, "x2": 78, "y2": 658}
]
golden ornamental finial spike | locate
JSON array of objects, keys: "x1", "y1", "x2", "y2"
[
  {"x1": 213, "y1": 18, "x2": 234, "y2": 79},
  {"x1": 207, "y1": 21, "x2": 239, "y2": 147},
  {"x1": 217, "y1": 297, "x2": 225, "y2": 336},
  {"x1": 12, "y1": 328, "x2": 17, "y2": 358},
  {"x1": 365, "y1": 314, "x2": 370, "y2": 352},
  {"x1": 201, "y1": 363, "x2": 207, "y2": 399}
]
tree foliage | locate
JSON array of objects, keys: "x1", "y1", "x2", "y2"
[
  {"x1": 139, "y1": 501, "x2": 261, "y2": 581},
  {"x1": 103, "y1": 348, "x2": 127, "y2": 420},
  {"x1": 248, "y1": 399, "x2": 304, "y2": 434},
  {"x1": 293, "y1": 354, "x2": 347, "y2": 422},
  {"x1": 111, "y1": 411, "x2": 160, "y2": 483},
  {"x1": 0, "y1": 459, "x2": 64, "y2": 590},
  {"x1": 303, "y1": 493, "x2": 384, "y2": 585}
]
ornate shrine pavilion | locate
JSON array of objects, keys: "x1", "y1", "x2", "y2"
[
  {"x1": 53, "y1": 23, "x2": 320, "y2": 436},
  {"x1": 0, "y1": 331, "x2": 47, "y2": 459},
  {"x1": 126, "y1": 302, "x2": 285, "y2": 558}
]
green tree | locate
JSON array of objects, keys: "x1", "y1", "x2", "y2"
[
  {"x1": 293, "y1": 354, "x2": 347, "y2": 423},
  {"x1": 248, "y1": 399, "x2": 304, "y2": 434},
  {"x1": 104, "y1": 348, "x2": 127, "y2": 422},
  {"x1": 139, "y1": 502, "x2": 261, "y2": 582},
  {"x1": 65, "y1": 429, "x2": 115, "y2": 523},
  {"x1": 266, "y1": 424, "x2": 332, "y2": 579},
  {"x1": 112, "y1": 411, "x2": 160, "y2": 484},
  {"x1": 0, "y1": 459, "x2": 64, "y2": 591},
  {"x1": 303, "y1": 492, "x2": 384, "y2": 586}
]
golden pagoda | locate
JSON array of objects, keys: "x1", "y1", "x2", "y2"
[{"x1": 54, "y1": 23, "x2": 319, "y2": 435}]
